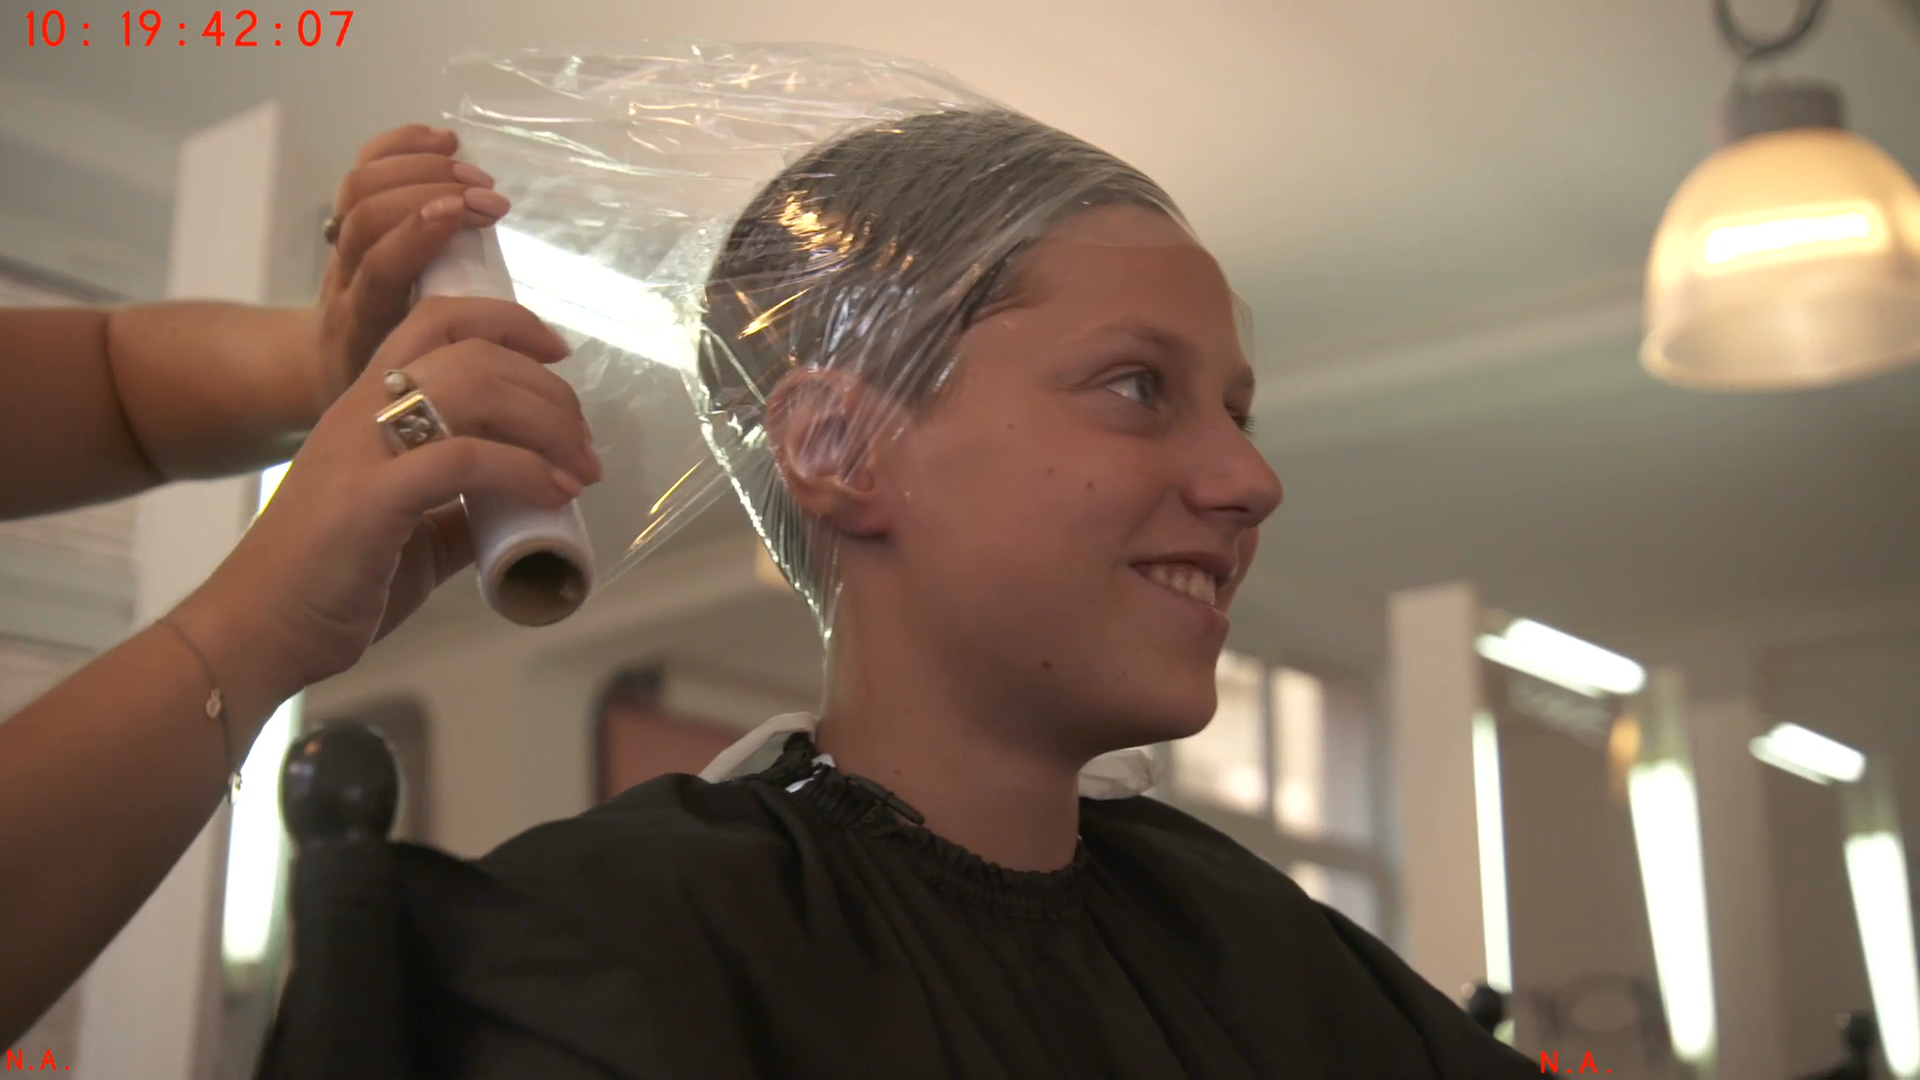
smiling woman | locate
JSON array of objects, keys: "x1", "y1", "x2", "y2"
[
  {"x1": 696, "y1": 108, "x2": 1274, "y2": 763},
  {"x1": 256, "y1": 47, "x2": 1537, "y2": 1080}
]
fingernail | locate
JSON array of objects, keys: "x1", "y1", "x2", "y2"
[
  {"x1": 421, "y1": 194, "x2": 464, "y2": 220},
  {"x1": 430, "y1": 126, "x2": 455, "y2": 140},
  {"x1": 583, "y1": 437, "x2": 603, "y2": 481},
  {"x1": 450, "y1": 161, "x2": 495, "y2": 188},
  {"x1": 464, "y1": 188, "x2": 511, "y2": 217},
  {"x1": 553, "y1": 469, "x2": 583, "y2": 499}
]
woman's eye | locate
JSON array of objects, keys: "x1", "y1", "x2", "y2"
[{"x1": 1105, "y1": 370, "x2": 1158, "y2": 407}]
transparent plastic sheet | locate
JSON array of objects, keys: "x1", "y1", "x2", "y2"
[{"x1": 437, "y1": 43, "x2": 1184, "y2": 635}]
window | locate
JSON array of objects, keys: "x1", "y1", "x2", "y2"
[
  {"x1": 1168, "y1": 652, "x2": 1376, "y2": 841},
  {"x1": 1168, "y1": 651, "x2": 1268, "y2": 814},
  {"x1": 1274, "y1": 668, "x2": 1324, "y2": 834},
  {"x1": 1161, "y1": 650, "x2": 1392, "y2": 941},
  {"x1": 1275, "y1": 667, "x2": 1374, "y2": 845}
]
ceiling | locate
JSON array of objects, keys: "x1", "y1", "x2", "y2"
[{"x1": 4, "y1": 0, "x2": 1919, "y2": 669}]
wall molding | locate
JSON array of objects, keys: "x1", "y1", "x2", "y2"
[{"x1": 1254, "y1": 271, "x2": 1645, "y2": 424}]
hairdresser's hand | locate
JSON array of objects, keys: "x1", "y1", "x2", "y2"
[
  {"x1": 170, "y1": 297, "x2": 600, "y2": 710},
  {"x1": 297, "y1": 123, "x2": 514, "y2": 415}
]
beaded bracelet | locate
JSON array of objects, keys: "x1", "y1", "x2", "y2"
[{"x1": 155, "y1": 618, "x2": 241, "y2": 804}]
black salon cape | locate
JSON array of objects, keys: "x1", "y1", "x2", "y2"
[{"x1": 258, "y1": 737, "x2": 1535, "y2": 1079}]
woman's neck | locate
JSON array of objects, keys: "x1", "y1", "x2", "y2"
[{"x1": 812, "y1": 607, "x2": 1086, "y2": 872}]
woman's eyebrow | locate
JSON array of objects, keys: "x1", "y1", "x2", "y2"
[
  {"x1": 1089, "y1": 321, "x2": 1187, "y2": 355},
  {"x1": 1093, "y1": 322, "x2": 1257, "y2": 392}
]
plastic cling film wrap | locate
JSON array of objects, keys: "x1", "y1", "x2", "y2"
[{"x1": 437, "y1": 42, "x2": 1186, "y2": 635}]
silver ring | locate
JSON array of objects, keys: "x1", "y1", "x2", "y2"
[
  {"x1": 322, "y1": 212, "x2": 343, "y2": 246},
  {"x1": 375, "y1": 390, "x2": 451, "y2": 455}
]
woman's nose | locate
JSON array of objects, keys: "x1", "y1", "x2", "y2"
[{"x1": 1187, "y1": 423, "x2": 1283, "y2": 527}]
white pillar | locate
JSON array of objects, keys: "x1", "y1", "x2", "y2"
[
  {"x1": 1689, "y1": 694, "x2": 1787, "y2": 1078},
  {"x1": 1387, "y1": 582, "x2": 1490, "y2": 999},
  {"x1": 74, "y1": 101, "x2": 315, "y2": 1080}
]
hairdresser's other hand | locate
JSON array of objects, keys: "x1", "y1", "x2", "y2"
[
  {"x1": 171, "y1": 297, "x2": 599, "y2": 709},
  {"x1": 300, "y1": 123, "x2": 514, "y2": 413}
]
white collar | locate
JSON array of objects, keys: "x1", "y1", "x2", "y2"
[{"x1": 698, "y1": 712, "x2": 1160, "y2": 799}]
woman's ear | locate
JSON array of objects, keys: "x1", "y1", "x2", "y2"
[{"x1": 764, "y1": 371, "x2": 898, "y2": 537}]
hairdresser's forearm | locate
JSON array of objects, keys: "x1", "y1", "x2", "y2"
[
  {"x1": 109, "y1": 302, "x2": 328, "y2": 477},
  {"x1": 0, "y1": 602, "x2": 300, "y2": 1046},
  {"x1": 0, "y1": 304, "x2": 324, "y2": 520}
]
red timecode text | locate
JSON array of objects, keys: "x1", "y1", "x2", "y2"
[{"x1": 25, "y1": 9, "x2": 355, "y2": 48}]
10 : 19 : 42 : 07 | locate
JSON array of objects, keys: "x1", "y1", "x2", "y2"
[{"x1": 25, "y1": 10, "x2": 355, "y2": 47}]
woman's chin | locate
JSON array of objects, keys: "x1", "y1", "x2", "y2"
[
  {"x1": 1150, "y1": 707, "x2": 1217, "y2": 746},
  {"x1": 1091, "y1": 693, "x2": 1217, "y2": 753}
]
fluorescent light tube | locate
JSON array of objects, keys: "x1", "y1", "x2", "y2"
[
  {"x1": 1845, "y1": 831, "x2": 1920, "y2": 1079},
  {"x1": 1628, "y1": 760, "x2": 1718, "y2": 1064},
  {"x1": 1702, "y1": 208, "x2": 1880, "y2": 267},
  {"x1": 1475, "y1": 619, "x2": 1646, "y2": 699},
  {"x1": 1751, "y1": 722, "x2": 1867, "y2": 785},
  {"x1": 1471, "y1": 710, "x2": 1513, "y2": 996}
]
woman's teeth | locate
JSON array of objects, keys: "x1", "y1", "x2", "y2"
[{"x1": 1139, "y1": 563, "x2": 1219, "y2": 607}]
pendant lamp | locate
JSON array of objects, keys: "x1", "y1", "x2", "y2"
[{"x1": 1641, "y1": 0, "x2": 1920, "y2": 391}]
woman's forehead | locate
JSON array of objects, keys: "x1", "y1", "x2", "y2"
[
  {"x1": 960, "y1": 205, "x2": 1253, "y2": 386},
  {"x1": 1046, "y1": 203, "x2": 1197, "y2": 247},
  {"x1": 1017, "y1": 230, "x2": 1240, "y2": 337},
  {"x1": 966, "y1": 266, "x2": 1256, "y2": 394}
]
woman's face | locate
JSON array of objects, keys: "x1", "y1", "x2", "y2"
[{"x1": 875, "y1": 204, "x2": 1283, "y2": 755}]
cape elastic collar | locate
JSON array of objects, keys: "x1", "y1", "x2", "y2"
[{"x1": 698, "y1": 712, "x2": 1161, "y2": 799}]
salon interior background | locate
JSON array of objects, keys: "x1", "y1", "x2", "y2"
[{"x1": 2, "y1": 1, "x2": 1919, "y2": 1079}]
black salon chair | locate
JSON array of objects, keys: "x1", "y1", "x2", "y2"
[
  {"x1": 1796, "y1": 1011, "x2": 1879, "y2": 1080},
  {"x1": 1463, "y1": 981, "x2": 1508, "y2": 1036},
  {"x1": 258, "y1": 722, "x2": 676, "y2": 1079},
  {"x1": 256, "y1": 722, "x2": 411, "y2": 1080}
]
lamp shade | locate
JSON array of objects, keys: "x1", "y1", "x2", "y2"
[{"x1": 1643, "y1": 100, "x2": 1920, "y2": 391}]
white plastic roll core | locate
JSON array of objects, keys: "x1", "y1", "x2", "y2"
[{"x1": 417, "y1": 224, "x2": 596, "y2": 626}]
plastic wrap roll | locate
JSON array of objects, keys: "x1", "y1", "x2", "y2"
[{"x1": 418, "y1": 224, "x2": 596, "y2": 626}]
